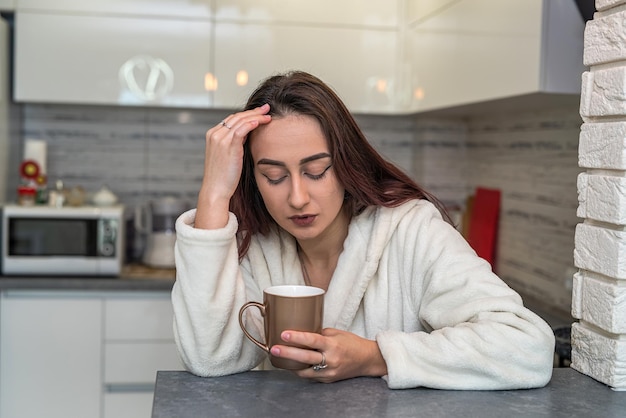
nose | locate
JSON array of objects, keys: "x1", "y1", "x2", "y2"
[{"x1": 288, "y1": 176, "x2": 310, "y2": 209}]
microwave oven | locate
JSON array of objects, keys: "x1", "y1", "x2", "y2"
[{"x1": 1, "y1": 204, "x2": 125, "y2": 276}]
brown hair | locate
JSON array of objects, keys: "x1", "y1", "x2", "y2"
[{"x1": 230, "y1": 71, "x2": 450, "y2": 258}]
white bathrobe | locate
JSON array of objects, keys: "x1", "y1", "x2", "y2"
[{"x1": 172, "y1": 199, "x2": 555, "y2": 390}]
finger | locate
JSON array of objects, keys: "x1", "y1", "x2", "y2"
[
  {"x1": 217, "y1": 103, "x2": 271, "y2": 131},
  {"x1": 281, "y1": 330, "x2": 324, "y2": 351},
  {"x1": 206, "y1": 116, "x2": 270, "y2": 149},
  {"x1": 269, "y1": 344, "x2": 323, "y2": 368},
  {"x1": 219, "y1": 119, "x2": 234, "y2": 130},
  {"x1": 276, "y1": 330, "x2": 328, "y2": 368}
]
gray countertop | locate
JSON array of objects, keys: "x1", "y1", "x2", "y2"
[
  {"x1": 0, "y1": 268, "x2": 571, "y2": 329},
  {"x1": 151, "y1": 368, "x2": 625, "y2": 418},
  {"x1": 0, "y1": 264, "x2": 175, "y2": 291}
]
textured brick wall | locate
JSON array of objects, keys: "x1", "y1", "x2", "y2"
[{"x1": 572, "y1": 0, "x2": 626, "y2": 390}]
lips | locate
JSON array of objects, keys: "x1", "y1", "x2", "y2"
[{"x1": 290, "y1": 215, "x2": 316, "y2": 227}]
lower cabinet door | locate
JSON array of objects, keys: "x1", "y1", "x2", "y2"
[
  {"x1": 104, "y1": 392, "x2": 155, "y2": 418},
  {"x1": 104, "y1": 342, "x2": 182, "y2": 384},
  {"x1": 103, "y1": 342, "x2": 182, "y2": 418},
  {"x1": 0, "y1": 293, "x2": 102, "y2": 418}
]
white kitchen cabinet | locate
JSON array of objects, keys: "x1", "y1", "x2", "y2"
[
  {"x1": 0, "y1": 292, "x2": 103, "y2": 418},
  {"x1": 105, "y1": 297, "x2": 176, "y2": 340},
  {"x1": 10, "y1": 0, "x2": 585, "y2": 113},
  {"x1": 13, "y1": 4, "x2": 399, "y2": 112},
  {"x1": 0, "y1": 0, "x2": 14, "y2": 10},
  {"x1": 214, "y1": 0, "x2": 399, "y2": 27},
  {"x1": 212, "y1": 0, "x2": 400, "y2": 113},
  {"x1": 15, "y1": 0, "x2": 212, "y2": 18},
  {"x1": 103, "y1": 392, "x2": 156, "y2": 418},
  {"x1": 105, "y1": 342, "x2": 180, "y2": 384},
  {"x1": 14, "y1": 12, "x2": 213, "y2": 107},
  {"x1": 103, "y1": 294, "x2": 181, "y2": 418},
  {"x1": 214, "y1": 22, "x2": 398, "y2": 113},
  {"x1": 402, "y1": 0, "x2": 586, "y2": 113},
  {"x1": 0, "y1": 290, "x2": 182, "y2": 418}
]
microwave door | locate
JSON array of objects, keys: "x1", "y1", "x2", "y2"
[
  {"x1": 9, "y1": 218, "x2": 98, "y2": 257},
  {"x1": 1, "y1": 204, "x2": 124, "y2": 276},
  {"x1": 5, "y1": 217, "x2": 100, "y2": 275}
]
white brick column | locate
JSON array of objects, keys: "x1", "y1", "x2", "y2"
[{"x1": 573, "y1": 0, "x2": 626, "y2": 390}]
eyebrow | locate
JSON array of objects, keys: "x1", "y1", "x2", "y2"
[{"x1": 256, "y1": 152, "x2": 331, "y2": 167}]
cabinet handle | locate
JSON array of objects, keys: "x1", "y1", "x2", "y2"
[{"x1": 104, "y1": 383, "x2": 155, "y2": 393}]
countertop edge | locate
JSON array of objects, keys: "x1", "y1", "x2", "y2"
[{"x1": 0, "y1": 276, "x2": 175, "y2": 291}]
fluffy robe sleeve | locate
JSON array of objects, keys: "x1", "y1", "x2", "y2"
[
  {"x1": 373, "y1": 201, "x2": 556, "y2": 390},
  {"x1": 171, "y1": 209, "x2": 267, "y2": 377}
]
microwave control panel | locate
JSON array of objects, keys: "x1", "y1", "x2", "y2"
[{"x1": 98, "y1": 218, "x2": 118, "y2": 257}]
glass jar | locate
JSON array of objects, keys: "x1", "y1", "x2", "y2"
[{"x1": 17, "y1": 185, "x2": 37, "y2": 206}]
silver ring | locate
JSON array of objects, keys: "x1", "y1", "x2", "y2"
[
  {"x1": 221, "y1": 121, "x2": 232, "y2": 129},
  {"x1": 312, "y1": 352, "x2": 327, "y2": 371}
]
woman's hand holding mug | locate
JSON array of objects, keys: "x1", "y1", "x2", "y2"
[{"x1": 238, "y1": 285, "x2": 325, "y2": 370}]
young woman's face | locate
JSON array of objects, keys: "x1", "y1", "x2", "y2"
[{"x1": 249, "y1": 114, "x2": 347, "y2": 244}]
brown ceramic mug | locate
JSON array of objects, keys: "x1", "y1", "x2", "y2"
[{"x1": 238, "y1": 285, "x2": 325, "y2": 370}]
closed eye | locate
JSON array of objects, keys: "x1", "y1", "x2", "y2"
[
  {"x1": 263, "y1": 174, "x2": 287, "y2": 185},
  {"x1": 262, "y1": 164, "x2": 332, "y2": 186},
  {"x1": 305, "y1": 164, "x2": 332, "y2": 181}
]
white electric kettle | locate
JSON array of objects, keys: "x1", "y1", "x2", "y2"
[{"x1": 135, "y1": 197, "x2": 188, "y2": 268}]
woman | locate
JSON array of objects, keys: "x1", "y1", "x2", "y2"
[{"x1": 172, "y1": 71, "x2": 555, "y2": 390}]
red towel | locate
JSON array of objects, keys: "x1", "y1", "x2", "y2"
[{"x1": 467, "y1": 187, "x2": 501, "y2": 268}]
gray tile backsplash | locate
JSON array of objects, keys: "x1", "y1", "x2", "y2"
[
  {"x1": 13, "y1": 105, "x2": 421, "y2": 211},
  {"x1": 5, "y1": 101, "x2": 582, "y2": 316},
  {"x1": 465, "y1": 107, "x2": 582, "y2": 313}
]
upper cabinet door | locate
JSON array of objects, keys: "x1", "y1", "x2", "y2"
[
  {"x1": 14, "y1": 12, "x2": 213, "y2": 107},
  {"x1": 403, "y1": 0, "x2": 544, "y2": 113},
  {"x1": 214, "y1": 0, "x2": 399, "y2": 27},
  {"x1": 213, "y1": 22, "x2": 398, "y2": 113},
  {"x1": 9, "y1": 0, "x2": 585, "y2": 113},
  {"x1": 15, "y1": 0, "x2": 213, "y2": 18},
  {"x1": 402, "y1": 0, "x2": 585, "y2": 113},
  {"x1": 0, "y1": 0, "x2": 15, "y2": 11},
  {"x1": 212, "y1": 0, "x2": 400, "y2": 113}
]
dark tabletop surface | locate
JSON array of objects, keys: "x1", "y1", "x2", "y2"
[{"x1": 151, "y1": 368, "x2": 625, "y2": 418}]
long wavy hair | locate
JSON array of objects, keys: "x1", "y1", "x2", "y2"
[{"x1": 230, "y1": 71, "x2": 450, "y2": 258}]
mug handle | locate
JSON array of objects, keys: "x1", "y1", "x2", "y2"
[{"x1": 238, "y1": 302, "x2": 269, "y2": 353}]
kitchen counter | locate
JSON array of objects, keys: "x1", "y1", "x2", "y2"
[
  {"x1": 0, "y1": 266, "x2": 571, "y2": 328},
  {"x1": 151, "y1": 368, "x2": 625, "y2": 418},
  {"x1": 0, "y1": 264, "x2": 175, "y2": 291}
]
